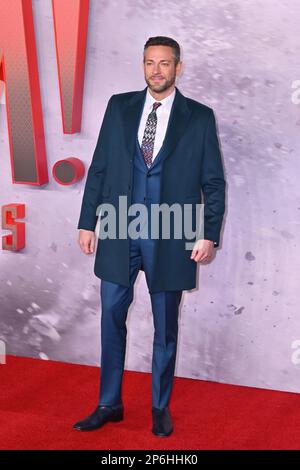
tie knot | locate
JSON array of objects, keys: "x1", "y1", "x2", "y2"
[{"x1": 152, "y1": 101, "x2": 161, "y2": 112}]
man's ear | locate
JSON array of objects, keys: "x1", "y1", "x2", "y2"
[{"x1": 176, "y1": 61, "x2": 183, "y2": 77}]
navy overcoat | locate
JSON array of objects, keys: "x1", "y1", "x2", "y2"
[{"x1": 77, "y1": 86, "x2": 226, "y2": 293}]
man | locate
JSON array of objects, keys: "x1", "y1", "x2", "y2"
[{"x1": 74, "y1": 36, "x2": 226, "y2": 437}]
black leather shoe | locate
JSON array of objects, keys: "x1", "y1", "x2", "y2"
[
  {"x1": 152, "y1": 407, "x2": 173, "y2": 437},
  {"x1": 73, "y1": 405, "x2": 124, "y2": 431}
]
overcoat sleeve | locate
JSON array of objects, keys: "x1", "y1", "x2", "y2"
[
  {"x1": 200, "y1": 110, "x2": 226, "y2": 247},
  {"x1": 77, "y1": 95, "x2": 114, "y2": 231}
]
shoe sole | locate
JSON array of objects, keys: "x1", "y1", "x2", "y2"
[
  {"x1": 151, "y1": 428, "x2": 173, "y2": 437},
  {"x1": 73, "y1": 414, "x2": 124, "y2": 431}
]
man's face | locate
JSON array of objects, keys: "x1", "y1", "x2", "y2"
[{"x1": 143, "y1": 45, "x2": 182, "y2": 94}]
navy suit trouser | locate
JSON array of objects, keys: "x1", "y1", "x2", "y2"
[{"x1": 99, "y1": 235, "x2": 182, "y2": 410}]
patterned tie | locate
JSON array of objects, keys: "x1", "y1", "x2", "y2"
[{"x1": 141, "y1": 101, "x2": 162, "y2": 168}]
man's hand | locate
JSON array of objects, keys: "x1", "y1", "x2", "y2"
[
  {"x1": 190, "y1": 239, "x2": 215, "y2": 263},
  {"x1": 78, "y1": 229, "x2": 96, "y2": 255}
]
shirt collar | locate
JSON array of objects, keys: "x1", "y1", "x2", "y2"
[{"x1": 145, "y1": 86, "x2": 176, "y2": 112}]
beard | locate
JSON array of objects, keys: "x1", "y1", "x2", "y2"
[{"x1": 145, "y1": 73, "x2": 176, "y2": 94}]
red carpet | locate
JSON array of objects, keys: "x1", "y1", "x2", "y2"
[{"x1": 0, "y1": 355, "x2": 300, "y2": 450}]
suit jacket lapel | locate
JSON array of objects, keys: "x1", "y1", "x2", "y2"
[{"x1": 123, "y1": 85, "x2": 192, "y2": 164}]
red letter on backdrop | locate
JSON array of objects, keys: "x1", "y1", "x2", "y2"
[
  {"x1": 1, "y1": 204, "x2": 25, "y2": 250},
  {"x1": 0, "y1": 0, "x2": 89, "y2": 185},
  {"x1": 52, "y1": 0, "x2": 89, "y2": 134},
  {"x1": 0, "y1": 0, "x2": 48, "y2": 185}
]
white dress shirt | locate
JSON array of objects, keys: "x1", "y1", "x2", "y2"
[{"x1": 138, "y1": 87, "x2": 176, "y2": 162}]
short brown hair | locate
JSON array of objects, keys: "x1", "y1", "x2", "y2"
[{"x1": 144, "y1": 36, "x2": 181, "y2": 65}]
